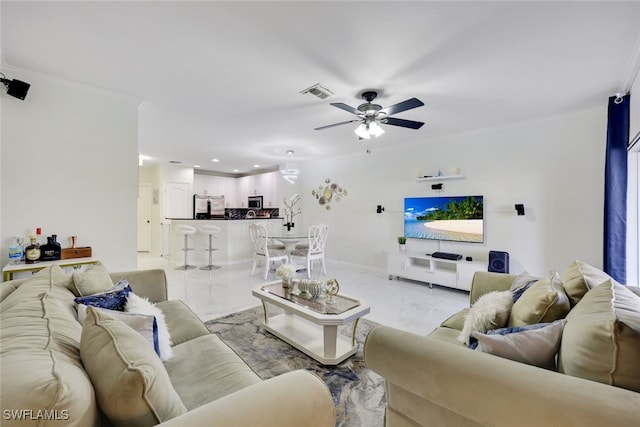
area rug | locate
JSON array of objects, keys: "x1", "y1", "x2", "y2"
[{"x1": 205, "y1": 306, "x2": 385, "y2": 427}]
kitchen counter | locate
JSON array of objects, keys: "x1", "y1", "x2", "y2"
[{"x1": 168, "y1": 218, "x2": 283, "y2": 266}]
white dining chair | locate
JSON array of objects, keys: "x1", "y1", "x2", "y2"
[
  {"x1": 290, "y1": 223, "x2": 329, "y2": 279},
  {"x1": 254, "y1": 221, "x2": 285, "y2": 250},
  {"x1": 249, "y1": 223, "x2": 288, "y2": 280}
]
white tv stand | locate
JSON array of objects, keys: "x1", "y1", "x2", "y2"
[{"x1": 386, "y1": 251, "x2": 487, "y2": 291}]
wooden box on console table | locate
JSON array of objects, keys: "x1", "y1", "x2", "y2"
[{"x1": 61, "y1": 247, "x2": 92, "y2": 259}]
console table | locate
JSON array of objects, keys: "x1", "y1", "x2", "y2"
[
  {"x1": 2, "y1": 257, "x2": 99, "y2": 282},
  {"x1": 387, "y1": 251, "x2": 487, "y2": 291}
]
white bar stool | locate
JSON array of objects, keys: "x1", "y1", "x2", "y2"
[
  {"x1": 200, "y1": 224, "x2": 222, "y2": 271},
  {"x1": 175, "y1": 224, "x2": 197, "y2": 270}
]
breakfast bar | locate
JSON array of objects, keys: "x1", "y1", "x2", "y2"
[{"x1": 168, "y1": 218, "x2": 284, "y2": 266}]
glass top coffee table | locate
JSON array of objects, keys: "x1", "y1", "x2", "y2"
[{"x1": 252, "y1": 281, "x2": 370, "y2": 365}]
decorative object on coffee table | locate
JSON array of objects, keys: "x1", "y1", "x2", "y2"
[
  {"x1": 325, "y1": 278, "x2": 340, "y2": 304},
  {"x1": 275, "y1": 263, "x2": 295, "y2": 290}
]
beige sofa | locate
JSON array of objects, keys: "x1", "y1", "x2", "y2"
[
  {"x1": 0, "y1": 265, "x2": 334, "y2": 427},
  {"x1": 364, "y1": 265, "x2": 640, "y2": 427}
]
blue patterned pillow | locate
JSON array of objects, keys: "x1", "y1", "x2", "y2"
[
  {"x1": 74, "y1": 279, "x2": 132, "y2": 311},
  {"x1": 469, "y1": 322, "x2": 551, "y2": 349}
]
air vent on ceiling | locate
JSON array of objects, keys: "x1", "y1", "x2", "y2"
[
  {"x1": 169, "y1": 160, "x2": 182, "y2": 164},
  {"x1": 300, "y1": 83, "x2": 333, "y2": 100}
]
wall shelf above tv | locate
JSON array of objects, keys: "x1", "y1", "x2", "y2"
[{"x1": 416, "y1": 174, "x2": 465, "y2": 183}]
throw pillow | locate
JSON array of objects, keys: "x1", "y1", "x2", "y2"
[
  {"x1": 471, "y1": 319, "x2": 566, "y2": 370},
  {"x1": 126, "y1": 292, "x2": 173, "y2": 361},
  {"x1": 560, "y1": 260, "x2": 613, "y2": 307},
  {"x1": 73, "y1": 279, "x2": 131, "y2": 311},
  {"x1": 457, "y1": 290, "x2": 513, "y2": 346},
  {"x1": 80, "y1": 307, "x2": 187, "y2": 427},
  {"x1": 507, "y1": 272, "x2": 570, "y2": 327},
  {"x1": 76, "y1": 304, "x2": 160, "y2": 356},
  {"x1": 510, "y1": 271, "x2": 539, "y2": 303},
  {"x1": 558, "y1": 279, "x2": 640, "y2": 392},
  {"x1": 71, "y1": 261, "x2": 114, "y2": 297}
]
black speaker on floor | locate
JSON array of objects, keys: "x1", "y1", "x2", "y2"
[{"x1": 488, "y1": 251, "x2": 509, "y2": 274}]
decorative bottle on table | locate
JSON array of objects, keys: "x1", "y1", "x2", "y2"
[
  {"x1": 40, "y1": 235, "x2": 62, "y2": 261},
  {"x1": 25, "y1": 236, "x2": 41, "y2": 264}
]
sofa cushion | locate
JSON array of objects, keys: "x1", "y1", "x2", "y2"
[
  {"x1": 439, "y1": 308, "x2": 469, "y2": 331},
  {"x1": 508, "y1": 273, "x2": 570, "y2": 327},
  {"x1": 164, "y1": 334, "x2": 261, "y2": 410},
  {"x1": 77, "y1": 304, "x2": 160, "y2": 356},
  {"x1": 74, "y1": 279, "x2": 132, "y2": 311},
  {"x1": 80, "y1": 307, "x2": 187, "y2": 427},
  {"x1": 126, "y1": 292, "x2": 173, "y2": 361},
  {"x1": 71, "y1": 261, "x2": 115, "y2": 296},
  {"x1": 457, "y1": 290, "x2": 513, "y2": 346},
  {"x1": 509, "y1": 271, "x2": 539, "y2": 302},
  {"x1": 471, "y1": 319, "x2": 566, "y2": 370},
  {"x1": 560, "y1": 260, "x2": 612, "y2": 307},
  {"x1": 156, "y1": 300, "x2": 211, "y2": 345},
  {"x1": 558, "y1": 280, "x2": 640, "y2": 392},
  {"x1": 1, "y1": 266, "x2": 97, "y2": 427}
]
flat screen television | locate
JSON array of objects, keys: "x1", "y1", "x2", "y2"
[{"x1": 404, "y1": 195, "x2": 484, "y2": 243}]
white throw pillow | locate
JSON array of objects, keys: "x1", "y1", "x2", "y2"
[
  {"x1": 458, "y1": 290, "x2": 514, "y2": 346},
  {"x1": 126, "y1": 292, "x2": 173, "y2": 361}
]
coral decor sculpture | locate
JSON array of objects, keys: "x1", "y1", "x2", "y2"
[{"x1": 312, "y1": 178, "x2": 348, "y2": 210}]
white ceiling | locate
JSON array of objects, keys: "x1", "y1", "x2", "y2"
[{"x1": 2, "y1": 1, "x2": 640, "y2": 175}]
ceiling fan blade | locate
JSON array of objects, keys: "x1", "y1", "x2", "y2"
[
  {"x1": 314, "y1": 119, "x2": 360, "y2": 131},
  {"x1": 384, "y1": 117, "x2": 425, "y2": 129},
  {"x1": 330, "y1": 102, "x2": 361, "y2": 115},
  {"x1": 379, "y1": 98, "x2": 424, "y2": 116}
]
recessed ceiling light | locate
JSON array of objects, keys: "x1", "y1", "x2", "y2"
[
  {"x1": 233, "y1": 169, "x2": 239, "y2": 172},
  {"x1": 194, "y1": 165, "x2": 201, "y2": 168},
  {"x1": 211, "y1": 158, "x2": 220, "y2": 162},
  {"x1": 253, "y1": 164, "x2": 260, "y2": 168},
  {"x1": 286, "y1": 150, "x2": 295, "y2": 155}
]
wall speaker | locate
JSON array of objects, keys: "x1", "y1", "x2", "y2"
[
  {"x1": 4, "y1": 79, "x2": 30, "y2": 100},
  {"x1": 488, "y1": 250, "x2": 510, "y2": 274}
]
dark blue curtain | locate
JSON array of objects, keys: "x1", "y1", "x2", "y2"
[{"x1": 603, "y1": 94, "x2": 629, "y2": 283}]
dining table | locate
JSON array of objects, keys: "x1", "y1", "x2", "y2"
[{"x1": 271, "y1": 231, "x2": 308, "y2": 253}]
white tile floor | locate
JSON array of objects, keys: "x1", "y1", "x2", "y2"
[{"x1": 137, "y1": 253, "x2": 470, "y2": 335}]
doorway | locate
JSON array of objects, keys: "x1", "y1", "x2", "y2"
[{"x1": 137, "y1": 183, "x2": 152, "y2": 252}]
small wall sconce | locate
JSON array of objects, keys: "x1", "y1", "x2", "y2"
[
  {"x1": 515, "y1": 204, "x2": 525, "y2": 216},
  {"x1": 376, "y1": 205, "x2": 385, "y2": 214}
]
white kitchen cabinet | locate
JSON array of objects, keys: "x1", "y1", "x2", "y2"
[{"x1": 193, "y1": 174, "x2": 208, "y2": 195}]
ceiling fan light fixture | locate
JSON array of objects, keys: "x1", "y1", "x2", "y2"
[
  {"x1": 354, "y1": 123, "x2": 371, "y2": 139},
  {"x1": 369, "y1": 121, "x2": 385, "y2": 138}
]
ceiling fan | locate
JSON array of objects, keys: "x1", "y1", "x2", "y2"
[{"x1": 314, "y1": 90, "x2": 425, "y2": 139}]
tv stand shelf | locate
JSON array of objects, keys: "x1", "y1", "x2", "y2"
[{"x1": 386, "y1": 251, "x2": 487, "y2": 291}]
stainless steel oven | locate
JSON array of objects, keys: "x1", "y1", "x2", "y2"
[{"x1": 248, "y1": 195, "x2": 263, "y2": 209}]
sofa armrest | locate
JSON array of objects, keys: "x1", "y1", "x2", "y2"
[
  {"x1": 365, "y1": 325, "x2": 640, "y2": 427},
  {"x1": 469, "y1": 271, "x2": 515, "y2": 304},
  {"x1": 157, "y1": 370, "x2": 335, "y2": 427},
  {"x1": 109, "y1": 269, "x2": 168, "y2": 303}
]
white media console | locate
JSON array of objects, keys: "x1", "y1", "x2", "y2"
[{"x1": 386, "y1": 251, "x2": 488, "y2": 291}]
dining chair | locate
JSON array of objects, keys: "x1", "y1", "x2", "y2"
[
  {"x1": 290, "y1": 223, "x2": 329, "y2": 279},
  {"x1": 254, "y1": 221, "x2": 285, "y2": 250},
  {"x1": 249, "y1": 223, "x2": 289, "y2": 280}
]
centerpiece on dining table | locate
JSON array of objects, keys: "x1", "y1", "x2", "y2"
[{"x1": 283, "y1": 193, "x2": 302, "y2": 231}]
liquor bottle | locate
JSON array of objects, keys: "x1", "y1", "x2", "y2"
[
  {"x1": 51, "y1": 234, "x2": 62, "y2": 260},
  {"x1": 25, "y1": 236, "x2": 41, "y2": 264},
  {"x1": 41, "y1": 236, "x2": 61, "y2": 261}
]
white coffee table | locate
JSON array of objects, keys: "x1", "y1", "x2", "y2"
[{"x1": 252, "y1": 281, "x2": 370, "y2": 365}]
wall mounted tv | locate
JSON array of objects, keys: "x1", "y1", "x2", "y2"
[{"x1": 404, "y1": 195, "x2": 484, "y2": 243}]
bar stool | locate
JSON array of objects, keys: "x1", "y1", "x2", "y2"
[
  {"x1": 200, "y1": 224, "x2": 222, "y2": 271},
  {"x1": 175, "y1": 224, "x2": 197, "y2": 270}
]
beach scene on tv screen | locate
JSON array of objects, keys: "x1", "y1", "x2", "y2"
[{"x1": 404, "y1": 196, "x2": 484, "y2": 243}]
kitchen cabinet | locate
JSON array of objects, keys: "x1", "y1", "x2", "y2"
[{"x1": 196, "y1": 172, "x2": 278, "y2": 208}]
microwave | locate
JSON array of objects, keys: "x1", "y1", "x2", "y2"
[{"x1": 248, "y1": 195, "x2": 263, "y2": 209}]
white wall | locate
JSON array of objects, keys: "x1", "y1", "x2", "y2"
[
  {"x1": 1, "y1": 69, "x2": 139, "y2": 272},
  {"x1": 297, "y1": 107, "x2": 607, "y2": 277}
]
